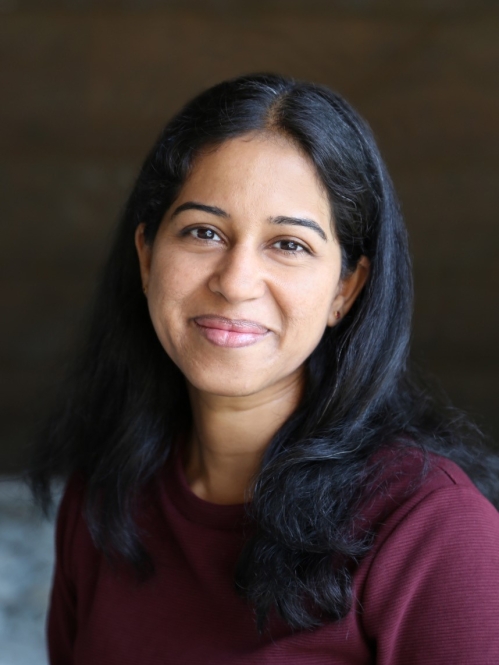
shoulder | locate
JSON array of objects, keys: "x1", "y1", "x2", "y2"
[
  {"x1": 357, "y1": 452, "x2": 499, "y2": 663},
  {"x1": 362, "y1": 445, "x2": 496, "y2": 525},
  {"x1": 363, "y1": 449, "x2": 499, "y2": 576},
  {"x1": 385, "y1": 451, "x2": 497, "y2": 532},
  {"x1": 54, "y1": 473, "x2": 97, "y2": 583},
  {"x1": 55, "y1": 473, "x2": 86, "y2": 543},
  {"x1": 375, "y1": 453, "x2": 498, "y2": 563}
]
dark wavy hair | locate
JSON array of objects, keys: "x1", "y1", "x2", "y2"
[{"x1": 30, "y1": 73, "x2": 498, "y2": 632}]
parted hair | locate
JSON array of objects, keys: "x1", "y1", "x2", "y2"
[{"x1": 30, "y1": 73, "x2": 498, "y2": 632}]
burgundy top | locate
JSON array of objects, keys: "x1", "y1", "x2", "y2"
[{"x1": 48, "y1": 451, "x2": 499, "y2": 664}]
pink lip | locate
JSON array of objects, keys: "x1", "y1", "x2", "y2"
[{"x1": 193, "y1": 315, "x2": 270, "y2": 348}]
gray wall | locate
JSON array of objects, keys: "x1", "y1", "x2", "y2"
[{"x1": 1, "y1": 1, "x2": 498, "y2": 471}]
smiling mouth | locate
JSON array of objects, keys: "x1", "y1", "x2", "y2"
[{"x1": 192, "y1": 315, "x2": 270, "y2": 348}]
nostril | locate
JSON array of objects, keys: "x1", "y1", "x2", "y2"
[{"x1": 208, "y1": 251, "x2": 266, "y2": 303}]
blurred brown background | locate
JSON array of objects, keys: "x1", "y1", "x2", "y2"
[{"x1": 1, "y1": 0, "x2": 498, "y2": 472}]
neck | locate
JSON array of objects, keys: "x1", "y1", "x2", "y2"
[{"x1": 183, "y1": 371, "x2": 304, "y2": 504}]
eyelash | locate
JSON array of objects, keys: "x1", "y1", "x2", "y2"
[
  {"x1": 272, "y1": 239, "x2": 309, "y2": 255},
  {"x1": 181, "y1": 226, "x2": 311, "y2": 255},
  {"x1": 184, "y1": 227, "x2": 221, "y2": 242}
]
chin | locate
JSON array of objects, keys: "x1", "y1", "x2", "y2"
[
  {"x1": 186, "y1": 372, "x2": 270, "y2": 398},
  {"x1": 194, "y1": 382, "x2": 263, "y2": 398}
]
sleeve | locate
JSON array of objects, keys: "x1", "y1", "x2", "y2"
[
  {"x1": 361, "y1": 486, "x2": 499, "y2": 665},
  {"x1": 47, "y1": 476, "x2": 85, "y2": 665}
]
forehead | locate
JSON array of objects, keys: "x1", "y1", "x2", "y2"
[{"x1": 176, "y1": 133, "x2": 332, "y2": 226}]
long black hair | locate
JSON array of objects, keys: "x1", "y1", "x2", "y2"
[{"x1": 30, "y1": 73, "x2": 498, "y2": 632}]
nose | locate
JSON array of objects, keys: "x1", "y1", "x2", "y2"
[{"x1": 208, "y1": 244, "x2": 266, "y2": 304}]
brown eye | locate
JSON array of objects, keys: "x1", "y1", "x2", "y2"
[
  {"x1": 184, "y1": 227, "x2": 222, "y2": 242},
  {"x1": 273, "y1": 239, "x2": 308, "y2": 254}
]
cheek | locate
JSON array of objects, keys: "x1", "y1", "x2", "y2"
[
  {"x1": 146, "y1": 258, "x2": 188, "y2": 346},
  {"x1": 286, "y1": 266, "x2": 339, "y2": 318},
  {"x1": 148, "y1": 249, "x2": 199, "y2": 306},
  {"x1": 279, "y1": 268, "x2": 339, "y2": 348}
]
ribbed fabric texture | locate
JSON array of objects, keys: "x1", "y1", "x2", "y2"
[{"x1": 48, "y1": 452, "x2": 499, "y2": 664}]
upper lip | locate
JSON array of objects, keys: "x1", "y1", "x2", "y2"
[{"x1": 193, "y1": 315, "x2": 270, "y2": 334}]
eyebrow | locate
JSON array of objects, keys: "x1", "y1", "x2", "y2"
[
  {"x1": 171, "y1": 201, "x2": 327, "y2": 242},
  {"x1": 269, "y1": 215, "x2": 327, "y2": 241},
  {"x1": 171, "y1": 202, "x2": 228, "y2": 219}
]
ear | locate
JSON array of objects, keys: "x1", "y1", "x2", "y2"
[
  {"x1": 134, "y1": 223, "x2": 152, "y2": 295},
  {"x1": 327, "y1": 256, "x2": 370, "y2": 326}
]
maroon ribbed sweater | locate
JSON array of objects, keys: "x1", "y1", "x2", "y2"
[{"x1": 48, "y1": 451, "x2": 499, "y2": 664}]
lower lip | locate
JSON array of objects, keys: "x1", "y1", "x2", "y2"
[{"x1": 194, "y1": 322, "x2": 269, "y2": 348}]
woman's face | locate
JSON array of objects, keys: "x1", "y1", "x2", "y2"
[{"x1": 136, "y1": 133, "x2": 368, "y2": 400}]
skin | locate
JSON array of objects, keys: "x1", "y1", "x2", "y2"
[{"x1": 135, "y1": 132, "x2": 369, "y2": 504}]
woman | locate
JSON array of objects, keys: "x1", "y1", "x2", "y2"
[{"x1": 31, "y1": 73, "x2": 499, "y2": 664}]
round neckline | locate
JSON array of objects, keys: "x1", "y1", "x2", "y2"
[{"x1": 163, "y1": 451, "x2": 248, "y2": 530}]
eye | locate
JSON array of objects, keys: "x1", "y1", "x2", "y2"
[
  {"x1": 272, "y1": 239, "x2": 310, "y2": 254},
  {"x1": 182, "y1": 226, "x2": 222, "y2": 242}
]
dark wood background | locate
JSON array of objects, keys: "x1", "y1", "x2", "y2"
[{"x1": 1, "y1": 0, "x2": 498, "y2": 472}]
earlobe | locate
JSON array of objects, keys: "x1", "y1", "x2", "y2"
[
  {"x1": 134, "y1": 223, "x2": 152, "y2": 294},
  {"x1": 327, "y1": 256, "x2": 370, "y2": 326}
]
